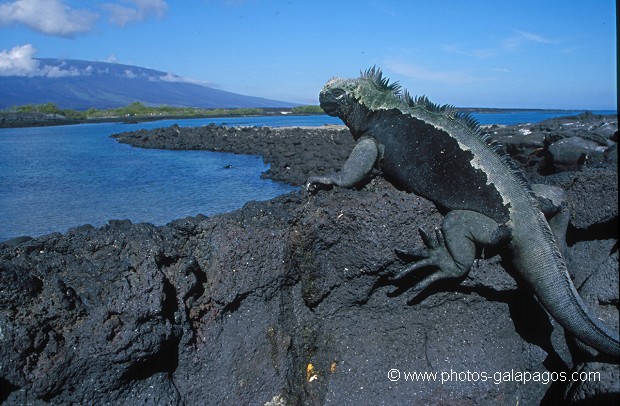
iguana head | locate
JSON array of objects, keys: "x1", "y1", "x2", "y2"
[
  {"x1": 319, "y1": 77, "x2": 359, "y2": 117},
  {"x1": 319, "y1": 67, "x2": 404, "y2": 137}
]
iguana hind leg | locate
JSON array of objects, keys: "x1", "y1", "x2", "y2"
[{"x1": 391, "y1": 210, "x2": 508, "y2": 299}]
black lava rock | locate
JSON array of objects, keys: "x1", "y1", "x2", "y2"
[
  {"x1": 1, "y1": 168, "x2": 617, "y2": 404},
  {"x1": 1, "y1": 116, "x2": 617, "y2": 404},
  {"x1": 112, "y1": 124, "x2": 356, "y2": 186}
]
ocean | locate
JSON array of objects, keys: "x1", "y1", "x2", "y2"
[{"x1": 0, "y1": 110, "x2": 615, "y2": 241}]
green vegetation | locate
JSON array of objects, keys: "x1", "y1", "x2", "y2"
[
  {"x1": 14, "y1": 102, "x2": 88, "y2": 120},
  {"x1": 3, "y1": 102, "x2": 327, "y2": 122},
  {"x1": 292, "y1": 105, "x2": 324, "y2": 114},
  {"x1": 85, "y1": 102, "x2": 265, "y2": 118},
  {"x1": 4, "y1": 102, "x2": 266, "y2": 120}
]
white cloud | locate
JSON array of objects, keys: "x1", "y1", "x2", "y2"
[
  {"x1": 0, "y1": 0, "x2": 98, "y2": 37},
  {"x1": 44, "y1": 63, "x2": 82, "y2": 78},
  {"x1": 158, "y1": 72, "x2": 214, "y2": 87},
  {"x1": 385, "y1": 60, "x2": 481, "y2": 85},
  {"x1": 444, "y1": 29, "x2": 559, "y2": 61},
  {"x1": 0, "y1": 0, "x2": 168, "y2": 36},
  {"x1": 0, "y1": 43, "x2": 213, "y2": 88},
  {"x1": 103, "y1": 0, "x2": 168, "y2": 27},
  {"x1": 0, "y1": 44, "x2": 84, "y2": 77},
  {"x1": 0, "y1": 44, "x2": 40, "y2": 76},
  {"x1": 442, "y1": 44, "x2": 495, "y2": 59},
  {"x1": 515, "y1": 30, "x2": 556, "y2": 44},
  {"x1": 502, "y1": 30, "x2": 558, "y2": 50}
]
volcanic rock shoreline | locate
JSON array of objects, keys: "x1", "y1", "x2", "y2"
[
  {"x1": 111, "y1": 112, "x2": 618, "y2": 185},
  {"x1": 113, "y1": 123, "x2": 357, "y2": 186},
  {"x1": 1, "y1": 114, "x2": 618, "y2": 405}
]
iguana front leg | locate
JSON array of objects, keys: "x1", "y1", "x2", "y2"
[
  {"x1": 306, "y1": 137, "x2": 379, "y2": 192},
  {"x1": 391, "y1": 210, "x2": 509, "y2": 300}
]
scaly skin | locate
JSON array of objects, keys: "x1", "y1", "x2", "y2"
[{"x1": 307, "y1": 67, "x2": 619, "y2": 358}]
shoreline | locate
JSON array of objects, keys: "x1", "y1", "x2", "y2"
[
  {"x1": 113, "y1": 113, "x2": 617, "y2": 186},
  {"x1": 113, "y1": 124, "x2": 356, "y2": 186},
  {"x1": 0, "y1": 109, "x2": 319, "y2": 129},
  {"x1": 2, "y1": 108, "x2": 615, "y2": 129}
]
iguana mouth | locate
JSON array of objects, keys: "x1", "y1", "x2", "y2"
[
  {"x1": 319, "y1": 91, "x2": 340, "y2": 116},
  {"x1": 320, "y1": 102, "x2": 339, "y2": 116}
]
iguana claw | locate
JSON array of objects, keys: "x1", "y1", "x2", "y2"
[
  {"x1": 390, "y1": 227, "x2": 462, "y2": 299},
  {"x1": 306, "y1": 176, "x2": 335, "y2": 194}
]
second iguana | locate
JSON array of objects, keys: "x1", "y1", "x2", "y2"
[{"x1": 306, "y1": 67, "x2": 619, "y2": 357}]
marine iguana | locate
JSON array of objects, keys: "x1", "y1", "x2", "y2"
[{"x1": 306, "y1": 67, "x2": 619, "y2": 357}]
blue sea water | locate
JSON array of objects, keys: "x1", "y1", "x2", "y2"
[
  {"x1": 0, "y1": 110, "x2": 615, "y2": 241},
  {"x1": 0, "y1": 120, "x2": 300, "y2": 242}
]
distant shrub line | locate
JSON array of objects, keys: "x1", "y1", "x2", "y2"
[
  {"x1": 3, "y1": 102, "x2": 324, "y2": 119},
  {"x1": 291, "y1": 105, "x2": 324, "y2": 114}
]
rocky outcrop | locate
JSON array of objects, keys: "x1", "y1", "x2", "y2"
[
  {"x1": 112, "y1": 124, "x2": 356, "y2": 186},
  {"x1": 0, "y1": 112, "x2": 75, "y2": 129},
  {"x1": 112, "y1": 113, "x2": 617, "y2": 187},
  {"x1": 1, "y1": 162, "x2": 617, "y2": 404},
  {"x1": 484, "y1": 113, "x2": 617, "y2": 177}
]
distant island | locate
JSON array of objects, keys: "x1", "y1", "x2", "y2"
[{"x1": 0, "y1": 102, "x2": 324, "y2": 128}]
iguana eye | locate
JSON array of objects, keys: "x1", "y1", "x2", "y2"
[{"x1": 331, "y1": 88, "x2": 346, "y2": 99}]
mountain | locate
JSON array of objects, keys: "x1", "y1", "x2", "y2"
[{"x1": 0, "y1": 59, "x2": 297, "y2": 110}]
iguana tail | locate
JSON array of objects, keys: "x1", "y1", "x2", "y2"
[{"x1": 512, "y1": 214, "x2": 619, "y2": 358}]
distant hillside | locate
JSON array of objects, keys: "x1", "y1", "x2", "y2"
[{"x1": 0, "y1": 59, "x2": 296, "y2": 110}]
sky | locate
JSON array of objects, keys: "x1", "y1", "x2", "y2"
[{"x1": 0, "y1": 0, "x2": 617, "y2": 109}]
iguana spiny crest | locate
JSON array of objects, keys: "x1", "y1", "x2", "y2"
[{"x1": 321, "y1": 67, "x2": 479, "y2": 136}]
